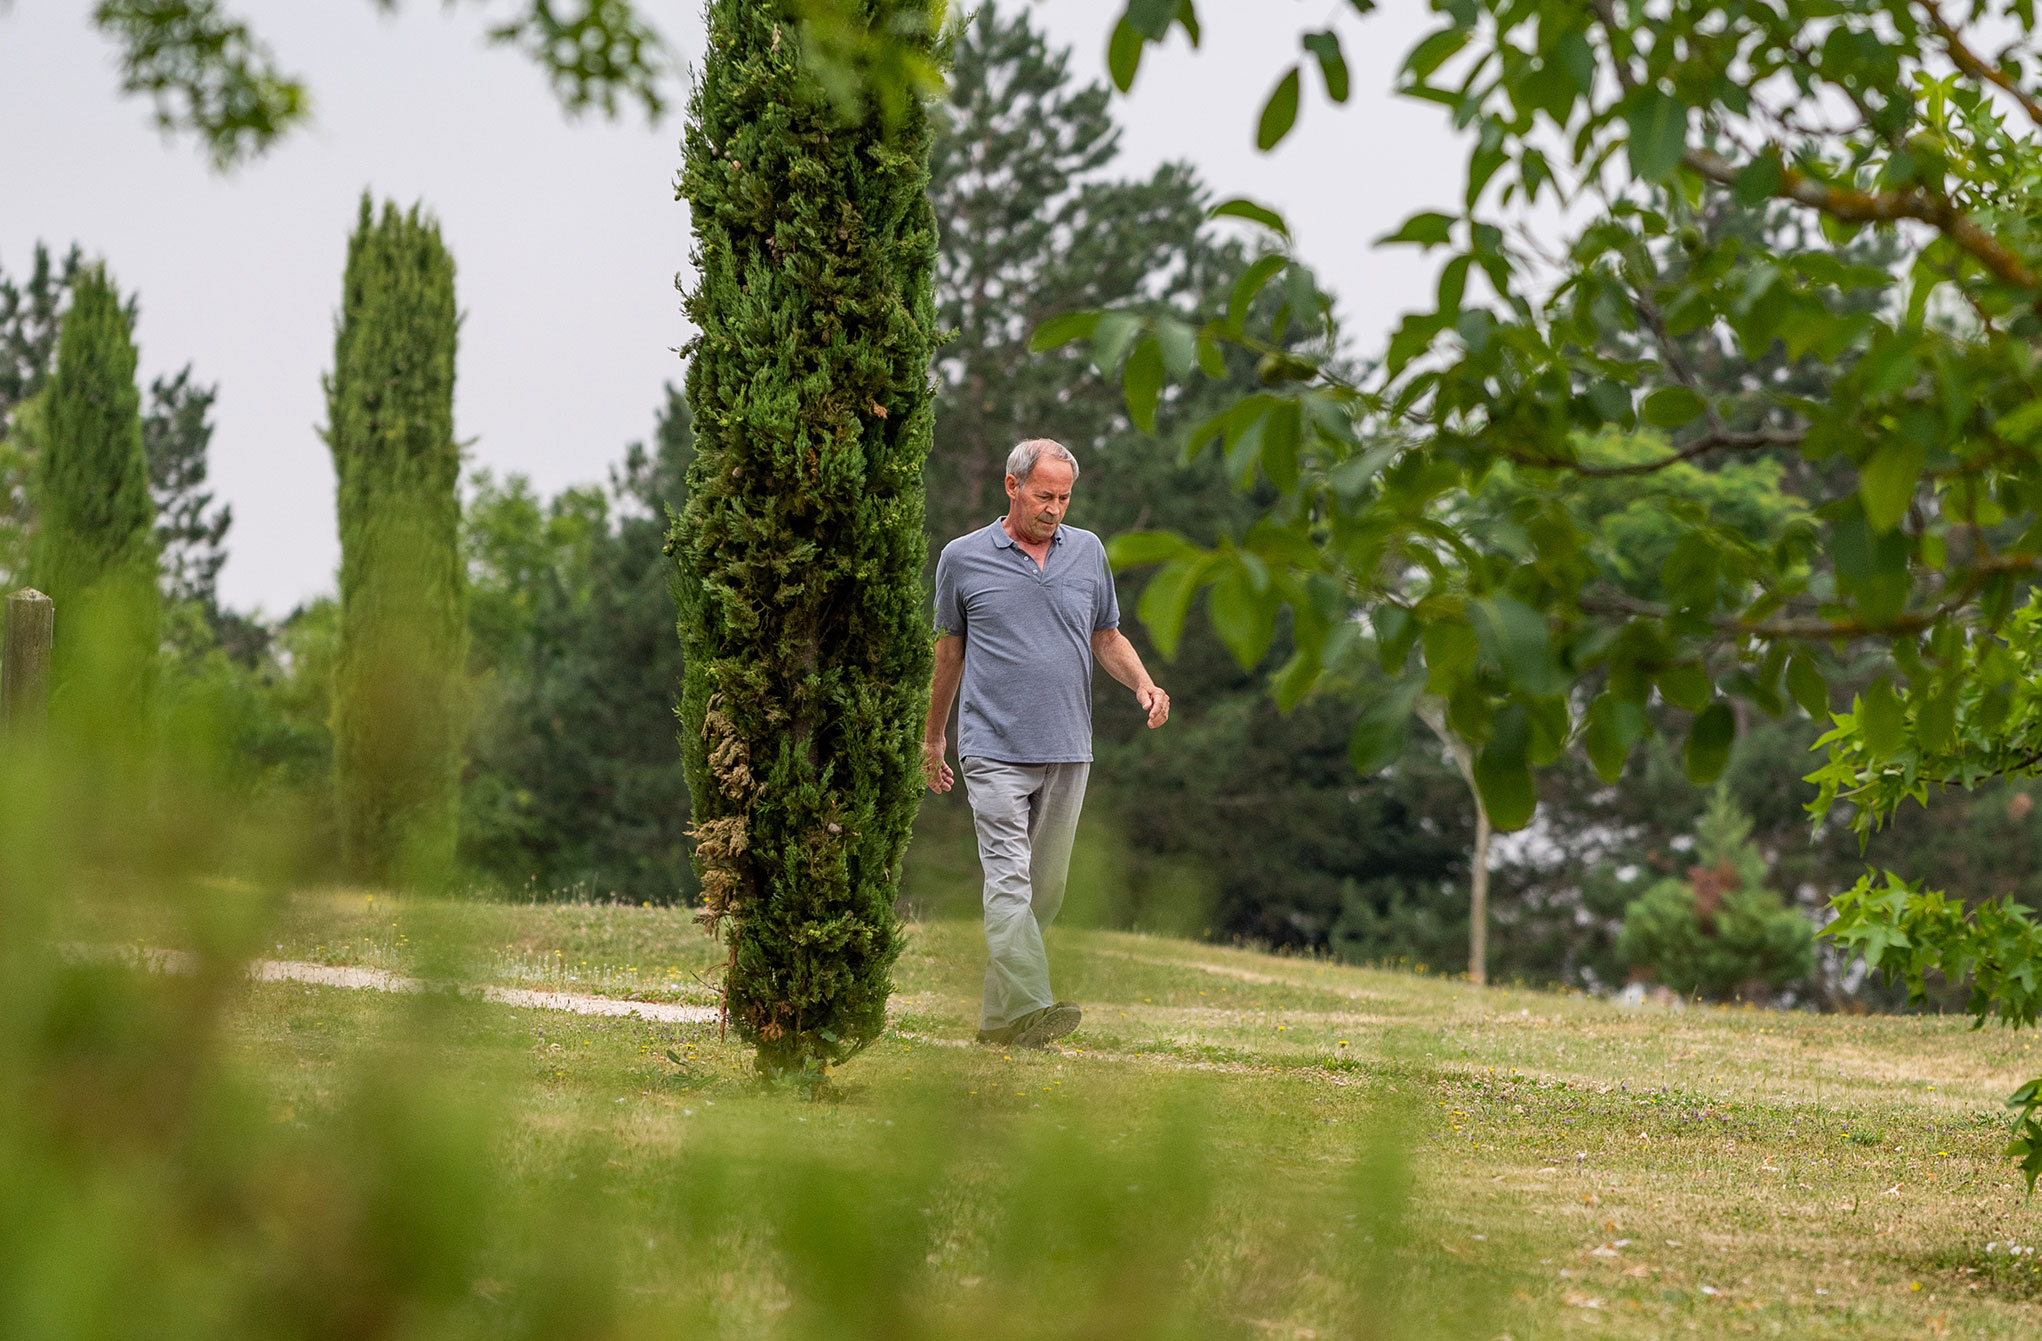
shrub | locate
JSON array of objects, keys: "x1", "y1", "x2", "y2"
[{"x1": 1616, "y1": 787, "x2": 1814, "y2": 1000}]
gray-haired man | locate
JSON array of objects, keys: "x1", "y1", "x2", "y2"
[{"x1": 925, "y1": 438, "x2": 1171, "y2": 1048}]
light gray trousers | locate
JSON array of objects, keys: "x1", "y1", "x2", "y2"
[{"x1": 960, "y1": 757, "x2": 1090, "y2": 1031}]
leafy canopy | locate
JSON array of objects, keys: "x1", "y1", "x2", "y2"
[
  {"x1": 1060, "y1": 0, "x2": 2042, "y2": 1186},
  {"x1": 1046, "y1": 0, "x2": 2042, "y2": 835}
]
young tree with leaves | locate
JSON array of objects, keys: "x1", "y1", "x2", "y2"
[
  {"x1": 672, "y1": 0, "x2": 941, "y2": 1077},
  {"x1": 326, "y1": 197, "x2": 464, "y2": 889},
  {"x1": 1061, "y1": 0, "x2": 2042, "y2": 1178}
]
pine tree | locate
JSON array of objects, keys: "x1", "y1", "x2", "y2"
[
  {"x1": 325, "y1": 197, "x2": 465, "y2": 888},
  {"x1": 29, "y1": 263, "x2": 159, "y2": 693},
  {"x1": 672, "y1": 1, "x2": 940, "y2": 1075}
]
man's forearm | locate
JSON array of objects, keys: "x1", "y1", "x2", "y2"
[
  {"x1": 926, "y1": 636, "x2": 965, "y2": 738},
  {"x1": 1093, "y1": 629, "x2": 1154, "y2": 692}
]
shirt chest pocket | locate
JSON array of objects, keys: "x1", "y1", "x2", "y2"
[{"x1": 1049, "y1": 574, "x2": 1100, "y2": 629}]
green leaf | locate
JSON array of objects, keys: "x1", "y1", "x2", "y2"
[
  {"x1": 1207, "y1": 565, "x2": 1278, "y2": 669},
  {"x1": 1284, "y1": 263, "x2": 1321, "y2": 327},
  {"x1": 1623, "y1": 89, "x2": 1689, "y2": 180},
  {"x1": 1474, "y1": 703, "x2": 1537, "y2": 831},
  {"x1": 1261, "y1": 401, "x2": 1302, "y2": 492},
  {"x1": 1257, "y1": 66, "x2": 1301, "y2": 151},
  {"x1": 1107, "y1": 530, "x2": 1201, "y2": 569},
  {"x1": 1404, "y1": 27, "x2": 1466, "y2": 81},
  {"x1": 1917, "y1": 680, "x2": 1958, "y2": 753},
  {"x1": 1860, "y1": 677, "x2": 1904, "y2": 758},
  {"x1": 1330, "y1": 442, "x2": 1395, "y2": 507},
  {"x1": 1272, "y1": 648, "x2": 1321, "y2": 712},
  {"x1": 1472, "y1": 595, "x2": 1561, "y2": 697},
  {"x1": 1228, "y1": 254, "x2": 1288, "y2": 333},
  {"x1": 1375, "y1": 604, "x2": 1418, "y2": 672},
  {"x1": 1859, "y1": 436, "x2": 1928, "y2": 533},
  {"x1": 1351, "y1": 681, "x2": 1419, "y2": 774},
  {"x1": 1683, "y1": 702, "x2": 1736, "y2": 784},
  {"x1": 1211, "y1": 197, "x2": 1291, "y2": 240},
  {"x1": 1028, "y1": 310, "x2": 1100, "y2": 352},
  {"x1": 1656, "y1": 662, "x2": 1711, "y2": 713},
  {"x1": 1586, "y1": 378, "x2": 1633, "y2": 425},
  {"x1": 1124, "y1": 337, "x2": 1165, "y2": 432},
  {"x1": 1125, "y1": 0, "x2": 1178, "y2": 39},
  {"x1": 1582, "y1": 694, "x2": 1646, "y2": 783},
  {"x1": 1733, "y1": 150, "x2": 1783, "y2": 206},
  {"x1": 1303, "y1": 30, "x2": 1349, "y2": 102},
  {"x1": 1786, "y1": 655, "x2": 1830, "y2": 718},
  {"x1": 1378, "y1": 211, "x2": 1456, "y2": 248},
  {"x1": 1108, "y1": 18, "x2": 1143, "y2": 91},
  {"x1": 1640, "y1": 385, "x2": 1704, "y2": 426},
  {"x1": 1092, "y1": 311, "x2": 1142, "y2": 375},
  {"x1": 1137, "y1": 557, "x2": 1210, "y2": 658},
  {"x1": 1155, "y1": 318, "x2": 1197, "y2": 379}
]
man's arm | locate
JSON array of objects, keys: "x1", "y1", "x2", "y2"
[
  {"x1": 1092, "y1": 628, "x2": 1170, "y2": 729},
  {"x1": 923, "y1": 634, "x2": 964, "y2": 792}
]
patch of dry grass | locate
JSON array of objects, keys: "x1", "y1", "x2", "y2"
[{"x1": 203, "y1": 896, "x2": 2042, "y2": 1336}]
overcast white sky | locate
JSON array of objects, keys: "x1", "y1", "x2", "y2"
[{"x1": 0, "y1": 0, "x2": 1461, "y2": 616}]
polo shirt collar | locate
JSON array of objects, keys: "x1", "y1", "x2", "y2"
[{"x1": 989, "y1": 519, "x2": 1064, "y2": 548}]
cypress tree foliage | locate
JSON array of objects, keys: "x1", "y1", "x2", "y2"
[
  {"x1": 672, "y1": 1, "x2": 940, "y2": 1075},
  {"x1": 326, "y1": 197, "x2": 465, "y2": 889},
  {"x1": 29, "y1": 263, "x2": 159, "y2": 692}
]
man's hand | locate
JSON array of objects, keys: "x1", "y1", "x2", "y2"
[
  {"x1": 1094, "y1": 628, "x2": 1171, "y2": 729},
  {"x1": 923, "y1": 734, "x2": 955, "y2": 793}
]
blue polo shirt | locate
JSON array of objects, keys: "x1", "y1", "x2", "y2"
[{"x1": 933, "y1": 519, "x2": 1120, "y2": 764}]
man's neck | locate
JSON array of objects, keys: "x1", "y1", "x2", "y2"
[{"x1": 1001, "y1": 514, "x2": 1055, "y2": 564}]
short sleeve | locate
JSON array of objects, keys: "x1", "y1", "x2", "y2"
[
  {"x1": 934, "y1": 546, "x2": 966, "y2": 636},
  {"x1": 1092, "y1": 541, "x2": 1120, "y2": 632}
]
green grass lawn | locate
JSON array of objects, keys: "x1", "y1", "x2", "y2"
[{"x1": 112, "y1": 891, "x2": 2042, "y2": 1337}]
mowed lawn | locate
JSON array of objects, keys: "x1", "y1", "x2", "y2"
[{"x1": 121, "y1": 892, "x2": 2042, "y2": 1338}]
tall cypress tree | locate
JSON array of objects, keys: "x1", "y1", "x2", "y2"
[
  {"x1": 672, "y1": 2, "x2": 939, "y2": 1075},
  {"x1": 30, "y1": 263, "x2": 159, "y2": 693},
  {"x1": 326, "y1": 197, "x2": 465, "y2": 888}
]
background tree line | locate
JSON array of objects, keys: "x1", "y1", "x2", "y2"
[{"x1": 5, "y1": 2, "x2": 2032, "y2": 1002}]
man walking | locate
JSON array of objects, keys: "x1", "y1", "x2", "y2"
[{"x1": 925, "y1": 439, "x2": 1171, "y2": 1048}]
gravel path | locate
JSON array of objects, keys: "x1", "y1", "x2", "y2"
[{"x1": 70, "y1": 944, "x2": 721, "y2": 1024}]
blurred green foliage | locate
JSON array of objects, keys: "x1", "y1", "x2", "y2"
[
  {"x1": 79, "y1": 0, "x2": 671, "y2": 169},
  {"x1": 0, "y1": 681, "x2": 1469, "y2": 1336}
]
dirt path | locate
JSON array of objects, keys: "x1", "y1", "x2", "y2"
[{"x1": 71, "y1": 943, "x2": 722, "y2": 1024}]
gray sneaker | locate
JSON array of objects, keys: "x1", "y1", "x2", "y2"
[{"x1": 1012, "y1": 1001, "x2": 1082, "y2": 1049}]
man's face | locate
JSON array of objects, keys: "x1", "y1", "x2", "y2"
[{"x1": 1005, "y1": 458, "x2": 1074, "y2": 543}]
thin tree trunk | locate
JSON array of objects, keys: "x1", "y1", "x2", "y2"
[
  {"x1": 1469, "y1": 799, "x2": 1490, "y2": 987},
  {"x1": 1418, "y1": 698, "x2": 1488, "y2": 986}
]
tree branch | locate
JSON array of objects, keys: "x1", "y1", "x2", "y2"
[
  {"x1": 1923, "y1": 0, "x2": 2042, "y2": 132},
  {"x1": 1683, "y1": 148, "x2": 2042, "y2": 295},
  {"x1": 1507, "y1": 424, "x2": 1804, "y2": 477}
]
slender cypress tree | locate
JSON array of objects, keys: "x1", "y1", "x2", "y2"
[
  {"x1": 30, "y1": 264, "x2": 159, "y2": 694},
  {"x1": 672, "y1": 2, "x2": 940, "y2": 1075},
  {"x1": 326, "y1": 197, "x2": 465, "y2": 888}
]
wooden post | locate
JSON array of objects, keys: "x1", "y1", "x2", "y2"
[{"x1": 2, "y1": 588, "x2": 53, "y2": 733}]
